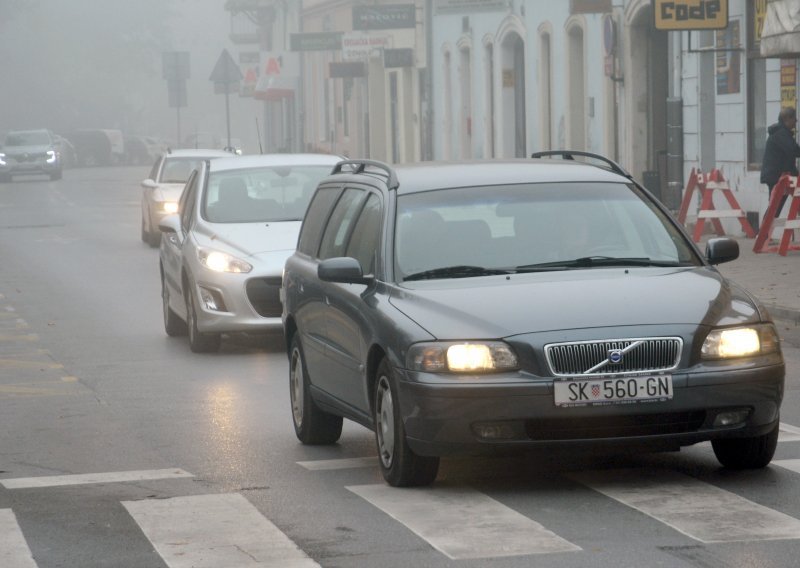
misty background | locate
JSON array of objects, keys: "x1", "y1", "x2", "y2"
[{"x1": 0, "y1": 0, "x2": 261, "y2": 151}]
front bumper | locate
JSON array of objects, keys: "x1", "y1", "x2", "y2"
[
  {"x1": 395, "y1": 362, "x2": 784, "y2": 457},
  {"x1": 1, "y1": 157, "x2": 60, "y2": 176},
  {"x1": 192, "y1": 273, "x2": 283, "y2": 334}
]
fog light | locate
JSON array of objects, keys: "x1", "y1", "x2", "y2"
[
  {"x1": 713, "y1": 409, "x2": 750, "y2": 427},
  {"x1": 472, "y1": 422, "x2": 517, "y2": 440},
  {"x1": 198, "y1": 286, "x2": 227, "y2": 312}
]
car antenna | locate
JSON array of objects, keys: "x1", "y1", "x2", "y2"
[{"x1": 256, "y1": 116, "x2": 264, "y2": 154}]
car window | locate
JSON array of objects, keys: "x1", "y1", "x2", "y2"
[
  {"x1": 203, "y1": 165, "x2": 332, "y2": 223},
  {"x1": 319, "y1": 188, "x2": 367, "y2": 260},
  {"x1": 345, "y1": 193, "x2": 382, "y2": 273},
  {"x1": 297, "y1": 186, "x2": 343, "y2": 256},
  {"x1": 394, "y1": 182, "x2": 701, "y2": 280},
  {"x1": 160, "y1": 158, "x2": 204, "y2": 184}
]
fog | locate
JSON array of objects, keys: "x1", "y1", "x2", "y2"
[{"x1": 0, "y1": 0, "x2": 260, "y2": 152}]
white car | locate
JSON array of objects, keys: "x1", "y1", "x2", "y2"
[
  {"x1": 140, "y1": 149, "x2": 232, "y2": 246},
  {"x1": 158, "y1": 153, "x2": 340, "y2": 352}
]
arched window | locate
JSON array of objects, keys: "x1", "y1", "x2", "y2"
[
  {"x1": 566, "y1": 18, "x2": 586, "y2": 151},
  {"x1": 538, "y1": 25, "x2": 553, "y2": 151}
]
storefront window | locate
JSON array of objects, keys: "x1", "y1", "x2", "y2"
[{"x1": 747, "y1": 2, "x2": 768, "y2": 168}]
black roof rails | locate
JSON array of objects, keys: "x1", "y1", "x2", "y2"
[
  {"x1": 332, "y1": 159, "x2": 399, "y2": 190},
  {"x1": 530, "y1": 150, "x2": 632, "y2": 179}
]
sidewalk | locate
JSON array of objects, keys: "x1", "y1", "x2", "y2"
[{"x1": 706, "y1": 236, "x2": 800, "y2": 324}]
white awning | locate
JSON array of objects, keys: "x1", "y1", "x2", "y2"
[{"x1": 761, "y1": 0, "x2": 800, "y2": 57}]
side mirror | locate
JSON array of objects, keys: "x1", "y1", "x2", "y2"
[
  {"x1": 158, "y1": 214, "x2": 182, "y2": 246},
  {"x1": 141, "y1": 179, "x2": 157, "y2": 189},
  {"x1": 318, "y1": 257, "x2": 373, "y2": 285},
  {"x1": 706, "y1": 237, "x2": 739, "y2": 265}
]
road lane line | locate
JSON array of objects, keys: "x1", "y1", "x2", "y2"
[
  {"x1": 297, "y1": 457, "x2": 376, "y2": 471},
  {"x1": 124, "y1": 493, "x2": 320, "y2": 567},
  {"x1": 570, "y1": 468, "x2": 800, "y2": 543},
  {"x1": 1, "y1": 468, "x2": 194, "y2": 489},
  {"x1": 0, "y1": 509, "x2": 38, "y2": 567},
  {"x1": 347, "y1": 483, "x2": 580, "y2": 559}
]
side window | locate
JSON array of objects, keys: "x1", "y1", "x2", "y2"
[
  {"x1": 319, "y1": 188, "x2": 367, "y2": 260},
  {"x1": 297, "y1": 186, "x2": 343, "y2": 256},
  {"x1": 345, "y1": 193, "x2": 382, "y2": 273},
  {"x1": 149, "y1": 156, "x2": 162, "y2": 181},
  {"x1": 179, "y1": 171, "x2": 198, "y2": 231}
]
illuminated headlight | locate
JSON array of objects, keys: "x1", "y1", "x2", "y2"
[
  {"x1": 407, "y1": 341, "x2": 519, "y2": 373},
  {"x1": 46, "y1": 150, "x2": 57, "y2": 164},
  {"x1": 701, "y1": 325, "x2": 780, "y2": 359},
  {"x1": 0, "y1": 153, "x2": 6, "y2": 166},
  {"x1": 160, "y1": 201, "x2": 179, "y2": 214},
  {"x1": 197, "y1": 248, "x2": 252, "y2": 273}
]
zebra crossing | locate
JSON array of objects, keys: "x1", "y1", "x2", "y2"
[{"x1": 3, "y1": 431, "x2": 800, "y2": 566}]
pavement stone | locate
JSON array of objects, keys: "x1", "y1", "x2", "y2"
[{"x1": 705, "y1": 236, "x2": 800, "y2": 324}]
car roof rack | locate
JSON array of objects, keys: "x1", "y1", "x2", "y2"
[
  {"x1": 530, "y1": 150, "x2": 632, "y2": 179},
  {"x1": 332, "y1": 159, "x2": 399, "y2": 190}
]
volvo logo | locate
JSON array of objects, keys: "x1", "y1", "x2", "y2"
[{"x1": 608, "y1": 349, "x2": 624, "y2": 364}]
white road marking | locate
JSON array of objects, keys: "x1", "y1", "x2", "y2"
[
  {"x1": 773, "y1": 459, "x2": 800, "y2": 474},
  {"x1": 123, "y1": 493, "x2": 320, "y2": 567},
  {"x1": 347, "y1": 483, "x2": 580, "y2": 559},
  {"x1": 779, "y1": 423, "x2": 800, "y2": 442},
  {"x1": 0, "y1": 509, "x2": 38, "y2": 567},
  {"x1": 1, "y1": 468, "x2": 193, "y2": 489},
  {"x1": 570, "y1": 468, "x2": 800, "y2": 543},
  {"x1": 297, "y1": 457, "x2": 376, "y2": 471}
]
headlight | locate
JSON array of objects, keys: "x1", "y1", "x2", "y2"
[
  {"x1": 197, "y1": 248, "x2": 252, "y2": 273},
  {"x1": 160, "y1": 201, "x2": 179, "y2": 214},
  {"x1": 407, "y1": 341, "x2": 519, "y2": 373},
  {"x1": 46, "y1": 150, "x2": 57, "y2": 164},
  {"x1": 0, "y1": 153, "x2": 6, "y2": 166},
  {"x1": 701, "y1": 324, "x2": 780, "y2": 359}
]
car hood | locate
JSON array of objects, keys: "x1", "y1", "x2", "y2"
[
  {"x1": 388, "y1": 267, "x2": 761, "y2": 340},
  {"x1": 196, "y1": 220, "x2": 301, "y2": 257},
  {"x1": 4, "y1": 144, "x2": 52, "y2": 155},
  {"x1": 153, "y1": 182, "x2": 185, "y2": 202}
]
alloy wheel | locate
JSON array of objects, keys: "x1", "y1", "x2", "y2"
[
  {"x1": 376, "y1": 375, "x2": 395, "y2": 469},
  {"x1": 290, "y1": 347, "x2": 304, "y2": 428}
]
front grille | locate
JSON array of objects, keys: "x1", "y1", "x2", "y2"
[
  {"x1": 525, "y1": 411, "x2": 706, "y2": 440},
  {"x1": 246, "y1": 277, "x2": 282, "y2": 317},
  {"x1": 546, "y1": 337, "x2": 682, "y2": 376},
  {"x1": 10, "y1": 153, "x2": 45, "y2": 163}
]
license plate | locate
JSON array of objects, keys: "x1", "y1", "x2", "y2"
[{"x1": 554, "y1": 375, "x2": 673, "y2": 407}]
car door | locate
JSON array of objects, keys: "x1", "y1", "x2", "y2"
[{"x1": 161, "y1": 169, "x2": 199, "y2": 315}]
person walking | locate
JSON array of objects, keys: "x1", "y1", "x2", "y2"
[{"x1": 760, "y1": 106, "x2": 800, "y2": 217}]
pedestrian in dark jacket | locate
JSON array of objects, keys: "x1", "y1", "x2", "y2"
[{"x1": 760, "y1": 107, "x2": 800, "y2": 216}]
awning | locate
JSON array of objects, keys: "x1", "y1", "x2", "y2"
[
  {"x1": 254, "y1": 75, "x2": 296, "y2": 101},
  {"x1": 761, "y1": 0, "x2": 800, "y2": 57}
]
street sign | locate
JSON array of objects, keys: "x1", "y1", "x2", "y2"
[
  {"x1": 209, "y1": 49, "x2": 243, "y2": 85},
  {"x1": 353, "y1": 4, "x2": 416, "y2": 30}
]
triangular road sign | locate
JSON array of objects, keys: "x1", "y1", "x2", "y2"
[{"x1": 209, "y1": 49, "x2": 243, "y2": 84}]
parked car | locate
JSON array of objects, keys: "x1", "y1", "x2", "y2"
[
  {"x1": 53, "y1": 134, "x2": 77, "y2": 169},
  {"x1": 69, "y1": 128, "x2": 125, "y2": 166},
  {"x1": 158, "y1": 153, "x2": 341, "y2": 352},
  {"x1": 0, "y1": 129, "x2": 62, "y2": 181},
  {"x1": 140, "y1": 148, "x2": 232, "y2": 247},
  {"x1": 282, "y1": 153, "x2": 785, "y2": 487}
]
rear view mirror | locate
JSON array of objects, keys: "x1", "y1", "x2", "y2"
[
  {"x1": 706, "y1": 237, "x2": 739, "y2": 265},
  {"x1": 318, "y1": 257, "x2": 373, "y2": 285},
  {"x1": 141, "y1": 179, "x2": 157, "y2": 189}
]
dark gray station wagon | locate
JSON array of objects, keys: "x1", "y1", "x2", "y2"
[{"x1": 282, "y1": 153, "x2": 784, "y2": 487}]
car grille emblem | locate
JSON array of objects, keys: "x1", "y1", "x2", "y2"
[{"x1": 608, "y1": 349, "x2": 623, "y2": 364}]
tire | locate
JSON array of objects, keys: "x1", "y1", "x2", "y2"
[
  {"x1": 185, "y1": 282, "x2": 221, "y2": 353},
  {"x1": 289, "y1": 336, "x2": 343, "y2": 444},
  {"x1": 161, "y1": 271, "x2": 187, "y2": 337},
  {"x1": 374, "y1": 358, "x2": 439, "y2": 487},
  {"x1": 712, "y1": 421, "x2": 779, "y2": 469}
]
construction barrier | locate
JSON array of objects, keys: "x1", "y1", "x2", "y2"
[
  {"x1": 677, "y1": 168, "x2": 756, "y2": 243},
  {"x1": 752, "y1": 174, "x2": 800, "y2": 255}
]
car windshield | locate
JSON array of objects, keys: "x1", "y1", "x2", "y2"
[
  {"x1": 394, "y1": 182, "x2": 701, "y2": 281},
  {"x1": 159, "y1": 158, "x2": 206, "y2": 183},
  {"x1": 203, "y1": 165, "x2": 332, "y2": 223},
  {"x1": 5, "y1": 131, "x2": 50, "y2": 146}
]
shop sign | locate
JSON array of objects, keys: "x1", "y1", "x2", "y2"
[
  {"x1": 342, "y1": 32, "x2": 391, "y2": 61},
  {"x1": 353, "y1": 4, "x2": 416, "y2": 30},
  {"x1": 753, "y1": 0, "x2": 767, "y2": 43},
  {"x1": 654, "y1": 0, "x2": 728, "y2": 30},
  {"x1": 384, "y1": 48, "x2": 414, "y2": 68},
  {"x1": 330, "y1": 62, "x2": 367, "y2": 78},
  {"x1": 434, "y1": 0, "x2": 506, "y2": 14},
  {"x1": 781, "y1": 59, "x2": 797, "y2": 110},
  {"x1": 570, "y1": 0, "x2": 612, "y2": 13},
  {"x1": 290, "y1": 32, "x2": 343, "y2": 52}
]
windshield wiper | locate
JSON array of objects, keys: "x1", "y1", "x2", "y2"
[
  {"x1": 403, "y1": 265, "x2": 514, "y2": 281},
  {"x1": 517, "y1": 257, "x2": 693, "y2": 270}
]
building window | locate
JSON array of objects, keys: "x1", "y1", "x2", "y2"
[{"x1": 747, "y1": 1, "x2": 768, "y2": 168}]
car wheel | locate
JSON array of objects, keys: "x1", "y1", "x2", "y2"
[
  {"x1": 374, "y1": 358, "x2": 439, "y2": 487},
  {"x1": 289, "y1": 335, "x2": 343, "y2": 444},
  {"x1": 185, "y1": 282, "x2": 221, "y2": 353},
  {"x1": 161, "y1": 271, "x2": 187, "y2": 337},
  {"x1": 711, "y1": 421, "x2": 779, "y2": 469}
]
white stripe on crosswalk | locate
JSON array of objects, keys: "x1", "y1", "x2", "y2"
[
  {"x1": 123, "y1": 494, "x2": 319, "y2": 567},
  {"x1": 297, "y1": 457, "x2": 376, "y2": 471},
  {"x1": 779, "y1": 423, "x2": 800, "y2": 442},
  {"x1": 773, "y1": 459, "x2": 800, "y2": 475},
  {"x1": 347, "y1": 483, "x2": 580, "y2": 559},
  {"x1": 1, "y1": 468, "x2": 193, "y2": 489},
  {"x1": 0, "y1": 509, "x2": 38, "y2": 567},
  {"x1": 570, "y1": 468, "x2": 800, "y2": 543}
]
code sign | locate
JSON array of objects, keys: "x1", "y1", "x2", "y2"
[{"x1": 654, "y1": 0, "x2": 728, "y2": 30}]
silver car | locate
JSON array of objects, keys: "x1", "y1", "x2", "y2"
[
  {"x1": 140, "y1": 148, "x2": 232, "y2": 247},
  {"x1": 0, "y1": 129, "x2": 62, "y2": 181},
  {"x1": 158, "y1": 153, "x2": 341, "y2": 352}
]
